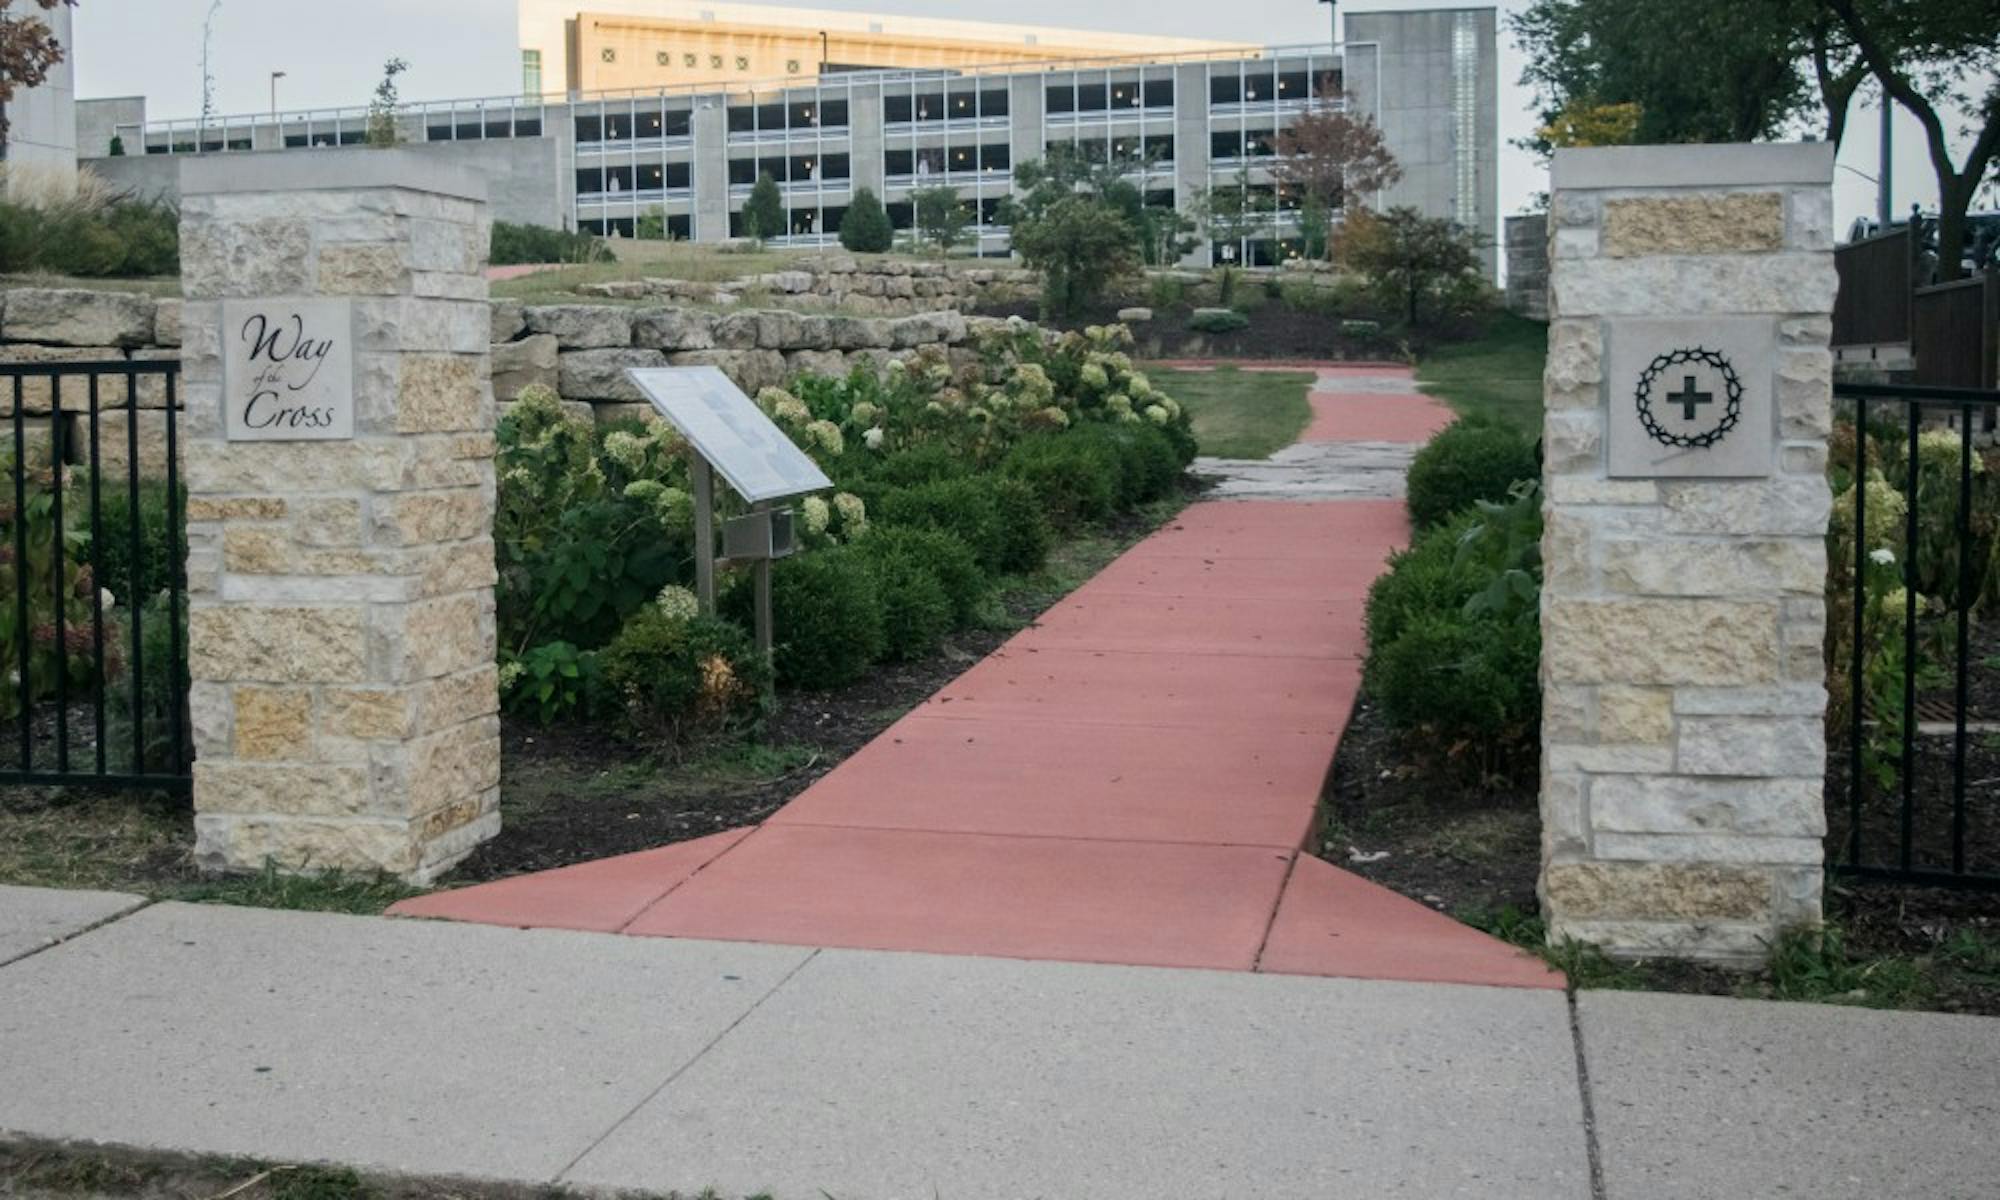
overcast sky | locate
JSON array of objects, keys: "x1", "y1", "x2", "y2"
[{"x1": 72, "y1": 0, "x2": 1977, "y2": 235}]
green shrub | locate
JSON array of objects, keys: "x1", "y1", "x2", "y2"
[
  {"x1": 859, "y1": 541, "x2": 955, "y2": 660},
  {"x1": 877, "y1": 477, "x2": 1006, "y2": 570},
  {"x1": 80, "y1": 480, "x2": 184, "y2": 606},
  {"x1": 1147, "y1": 275, "x2": 1186, "y2": 310},
  {"x1": 1003, "y1": 434, "x2": 1119, "y2": 529},
  {"x1": 746, "y1": 546, "x2": 885, "y2": 689},
  {"x1": 1361, "y1": 495, "x2": 1541, "y2": 768},
  {"x1": 490, "y1": 221, "x2": 613, "y2": 265},
  {"x1": 600, "y1": 609, "x2": 769, "y2": 742},
  {"x1": 858, "y1": 442, "x2": 969, "y2": 492},
  {"x1": 1069, "y1": 422, "x2": 1182, "y2": 506},
  {"x1": 987, "y1": 476, "x2": 1053, "y2": 574},
  {"x1": 856, "y1": 525, "x2": 987, "y2": 625},
  {"x1": 501, "y1": 640, "x2": 604, "y2": 724},
  {"x1": 1404, "y1": 420, "x2": 1539, "y2": 531},
  {"x1": 104, "y1": 590, "x2": 188, "y2": 774},
  {"x1": 1188, "y1": 308, "x2": 1250, "y2": 335},
  {"x1": 0, "y1": 196, "x2": 180, "y2": 277}
]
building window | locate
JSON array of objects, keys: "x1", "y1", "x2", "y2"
[
  {"x1": 601, "y1": 47, "x2": 616, "y2": 64},
  {"x1": 710, "y1": 54, "x2": 724, "y2": 68},
  {"x1": 657, "y1": 51, "x2": 671, "y2": 66},
  {"x1": 735, "y1": 55, "x2": 749, "y2": 71},
  {"x1": 684, "y1": 53, "x2": 697, "y2": 67},
  {"x1": 521, "y1": 50, "x2": 542, "y2": 96},
  {"x1": 786, "y1": 59, "x2": 800, "y2": 74}
]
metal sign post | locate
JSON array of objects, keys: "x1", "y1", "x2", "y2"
[{"x1": 624, "y1": 366, "x2": 831, "y2": 653}]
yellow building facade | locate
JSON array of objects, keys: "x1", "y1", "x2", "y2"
[{"x1": 519, "y1": 0, "x2": 1254, "y2": 96}]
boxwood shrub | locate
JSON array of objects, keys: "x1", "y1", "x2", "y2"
[
  {"x1": 859, "y1": 540, "x2": 955, "y2": 661},
  {"x1": 1002, "y1": 434, "x2": 1119, "y2": 530},
  {"x1": 857, "y1": 525, "x2": 987, "y2": 625},
  {"x1": 734, "y1": 545, "x2": 885, "y2": 689},
  {"x1": 1362, "y1": 503, "x2": 1540, "y2": 765},
  {"x1": 600, "y1": 610, "x2": 770, "y2": 742},
  {"x1": 1404, "y1": 419, "x2": 1539, "y2": 531}
]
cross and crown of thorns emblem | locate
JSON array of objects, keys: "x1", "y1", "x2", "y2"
[{"x1": 1634, "y1": 347, "x2": 1743, "y2": 450}]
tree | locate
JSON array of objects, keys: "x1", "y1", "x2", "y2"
[
  {"x1": 365, "y1": 57, "x2": 409, "y2": 148},
  {"x1": 1195, "y1": 169, "x2": 1275, "y2": 264},
  {"x1": 1338, "y1": 206, "x2": 1484, "y2": 327},
  {"x1": 839, "y1": 186, "x2": 893, "y2": 253},
  {"x1": 1512, "y1": 1, "x2": 1814, "y2": 154},
  {"x1": 999, "y1": 147, "x2": 1144, "y2": 317},
  {"x1": 1535, "y1": 99, "x2": 1643, "y2": 149},
  {"x1": 741, "y1": 172, "x2": 786, "y2": 242},
  {"x1": 1272, "y1": 88, "x2": 1403, "y2": 259},
  {"x1": 909, "y1": 185, "x2": 969, "y2": 257},
  {"x1": 1821, "y1": 0, "x2": 2000, "y2": 281},
  {"x1": 0, "y1": 0, "x2": 72, "y2": 136}
]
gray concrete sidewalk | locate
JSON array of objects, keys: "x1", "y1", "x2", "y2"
[{"x1": 0, "y1": 891, "x2": 1995, "y2": 1199}]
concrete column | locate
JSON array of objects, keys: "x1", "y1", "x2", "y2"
[
  {"x1": 693, "y1": 99, "x2": 730, "y2": 242},
  {"x1": 178, "y1": 150, "x2": 501, "y2": 884},
  {"x1": 1538, "y1": 142, "x2": 1839, "y2": 964}
]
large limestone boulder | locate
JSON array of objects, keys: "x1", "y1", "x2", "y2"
[
  {"x1": 557, "y1": 347, "x2": 667, "y2": 401},
  {"x1": 491, "y1": 334, "x2": 559, "y2": 402},
  {"x1": 786, "y1": 349, "x2": 848, "y2": 378},
  {"x1": 524, "y1": 304, "x2": 633, "y2": 349},
  {"x1": 632, "y1": 307, "x2": 714, "y2": 351},
  {"x1": 710, "y1": 311, "x2": 761, "y2": 350},
  {"x1": 826, "y1": 315, "x2": 892, "y2": 350},
  {"x1": 669, "y1": 348, "x2": 787, "y2": 393},
  {"x1": 888, "y1": 310, "x2": 968, "y2": 349},
  {"x1": 153, "y1": 298, "x2": 183, "y2": 347},
  {"x1": 490, "y1": 299, "x2": 526, "y2": 344},
  {"x1": 2, "y1": 288, "x2": 156, "y2": 348},
  {"x1": 0, "y1": 344, "x2": 132, "y2": 411}
]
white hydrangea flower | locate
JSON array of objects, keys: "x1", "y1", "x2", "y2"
[
  {"x1": 806, "y1": 419, "x2": 845, "y2": 456},
  {"x1": 1106, "y1": 393, "x2": 1133, "y2": 416},
  {"x1": 1144, "y1": 404, "x2": 1170, "y2": 425},
  {"x1": 602, "y1": 430, "x2": 648, "y2": 472},
  {"x1": 833, "y1": 492, "x2": 867, "y2": 530},
  {"x1": 1079, "y1": 362, "x2": 1110, "y2": 392},
  {"x1": 1005, "y1": 314, "x2": 1028, "y2": 331},
  {"x1": 498, "y1": 660, "x2": 525, "y2": 692},
  {"x1": 624, "y1": 478, "x2": 666, "y2": 504},
  {"x1": 656, "y1": 585, "x2": 700, "y2": 621},
  {"x1": 655, "y1": 486, "x2": 694, "y2": 532},
  {"x1": 888, "y1": 357, "x2": 908, "y2": 374},
  {"x1": 1869, "y1": 547, "x2": 1896, "y2": 566},
  {"x1": 774, "y1": 397, "x2": 811, "y2": 425},
  {"x1": 863, "y1": 427, "x2": 885, "y2": 450},
  {"x1": 850, "y1": 401, "x2": 880, "y2": 427},
  {"x1": 801, "y1": 495, "x2": 832, "y2": 535}
]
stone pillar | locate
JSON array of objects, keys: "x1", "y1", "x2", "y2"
[
  {"x1": 179, "y1": 150, "x2": 501, "y2": 884},
  {"x1": 1538, "y1": 143, "x2": 1838, "y2": 964}
]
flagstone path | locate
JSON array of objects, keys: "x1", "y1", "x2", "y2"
[{"x1": 394, "y1": 367, "x2": 1558, "y2": 989}]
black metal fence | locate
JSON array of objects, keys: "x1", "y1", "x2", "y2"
[
  {"x1": 0, "y1": 360, "x2": 190, "y2": 793},
  {"x1": 1832, "y1": 380, "x2": 2000, "y2": 890}
]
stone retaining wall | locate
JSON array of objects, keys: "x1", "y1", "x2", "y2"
[
  {"x1": 574, "y1": 253, "x2": 1037, "y2": 315},
  {"x1": 0, "y1": 286, "x2": 999, "y2": 466}
]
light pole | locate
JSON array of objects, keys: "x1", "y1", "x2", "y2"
[
  {"x1": 270, "y1": 70, "x2": 287, "y2": 124},
  {"x1": 1318, "y1": 0, "x2": 1337, "y2": 47}
]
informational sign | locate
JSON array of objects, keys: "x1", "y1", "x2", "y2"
[
  {"x1": 1607, "y1": 317, "x2": 1774, "y2": 479},
  {"x1": 223, "y1": 298, "x2": 356, "y2": 442},
  {"x1": 625, "y1": 366, "x2": 833, "y2": 502}
]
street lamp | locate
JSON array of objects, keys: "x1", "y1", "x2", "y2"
[
  {"x1": 270, "y1": 70, "x2": 287, "y2": 123},
  {"x1": 1318, "y1": 0, "x2": 1337, "y2": 47}
]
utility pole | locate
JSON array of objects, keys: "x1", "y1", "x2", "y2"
[{"x1": 1877, "y1": 95, "x2": 1892, "y2": 228}]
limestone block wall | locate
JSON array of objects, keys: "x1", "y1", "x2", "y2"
[
  {"x1": 574, "y1": 253, "x2": 1037, "y2": 315},
  {"x1": 178, "y1": 151, "x2": 501, "y2": 883},
  {"x1": 1538, "y1": 143, "x2": 1839, "y2": 964}
]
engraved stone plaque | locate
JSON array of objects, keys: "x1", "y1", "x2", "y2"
[
  {"x1": 223, "y1": 298, "x2": 355, "y2": 441},
  {"x1": 1606, "y1": 316, "x2": 1774, "y2": 479}
]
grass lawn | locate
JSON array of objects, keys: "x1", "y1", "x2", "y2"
[
  {"x1": 1416, "y1": 311, "x2": 1548, "y2": 433},
  {"x1": 1152, "y1": 366, "x2": 1315, "y2": 459},
  {"x1": 0, "y1": 273, "x2": 180, "y2": 297}
]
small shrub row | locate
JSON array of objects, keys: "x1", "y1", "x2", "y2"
[
  {"x1": 0, "y1": 196, "x2": 179, "y2": 277},
  {"x1": 490, "y1": 221, "x2": 614, "y2": 266}
]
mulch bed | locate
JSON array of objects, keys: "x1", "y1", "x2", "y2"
[{"x1": 1326, "y1": 694, "x2": 2000, "y2": 1015}]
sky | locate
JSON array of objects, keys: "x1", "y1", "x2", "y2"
[{"x1": 71, "y1": 0, "x2": 1982, "y2": 238}]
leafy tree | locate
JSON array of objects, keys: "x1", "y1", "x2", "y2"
[
  {"x1": 1821, "y1": 0, "x2": 2000, "y2": 281},
  {"x1": 1195, "y1": 169, "x2": 1275, "y2": 263},
  {"x1": 999, "y1": 147, "x2": 1143, "y2": 317},
  {"x1": 1272, "y1": 88, "x2": 1403, "y2": 259},
  {"x1": 1512, "y1": 1, "x2": 1813, "y2": 153},
  {"x1": 0, "y1": 0, "x2": 71, "y2": 137},
  {"x1": 1137, "y1": 201, "x2": 1199, "y2": 266},
  {"x1": 365, "y1": 57, "x2": 409, "y2": 148},
  {"x1": 839, "y1": 185, "x2": 894, "y2": 253},
  {"x1": 909, "y1": 185, "x2": 969, "y2": 257},
  {"x1": 1536, "y1": 99, "x2": 1643, "y2": 149},
  {"x1": 740, "y1": 172, "x2": 786, "y2": 241},
  {"x1": 635, "y1": 206, "x2": 666, "y2": 240},
  {"x1": 1338, "y1": 206, "x2": 1484, "y2": 327}
]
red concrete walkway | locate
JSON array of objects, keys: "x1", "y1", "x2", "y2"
[{"x1": 394, "y1": 367, "x2": 1557, "y2": 990}]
